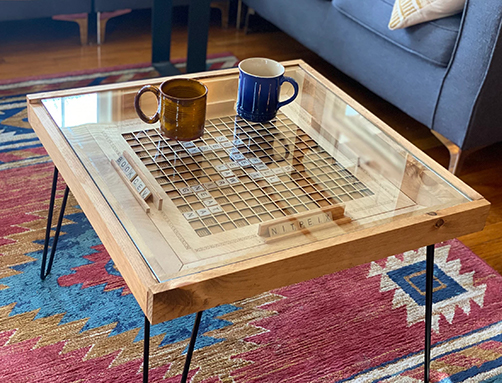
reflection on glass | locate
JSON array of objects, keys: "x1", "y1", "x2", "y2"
[
  {"x1": 40, "y1": 65, "x2": 472, "y2": 283},
  {"x1": 43, "y1": 94, "x2": 98, "y2": 128}
]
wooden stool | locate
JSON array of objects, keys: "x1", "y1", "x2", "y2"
[
  {"x1": 52, "y1": 13, "x2": 89, "y2": 45},
  {"x1": 97, "y1": 9, "x2": 132, "y2": 45},
  {"x1": 236, "y1": 0, "x2": 255, "y2": 33},
  {"x1": 211, "y1": 0, "x2": 230, "y2": 28}
]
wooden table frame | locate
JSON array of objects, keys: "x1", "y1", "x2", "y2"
[{"x1": 27, "y1": 60, "x2": 490, "y2": 382}]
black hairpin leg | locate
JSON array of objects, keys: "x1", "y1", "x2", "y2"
[
  {"x1": 142, "y1": 311, "x2": 203, "y2": 383},
  {"x1": 143, "y1": 315, "x2": 151, "y2": 383},
  {"x1": 40, "y1": 167, "x2": 70, "y2": 280},
  {"x1": 424, "y1": 244, "x2": 435, "y2": 382},
  {"x1": 181, "y1": 311, "x2": 203, "y2": 382}
]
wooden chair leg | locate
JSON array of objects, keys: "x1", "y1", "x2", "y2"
[
  {"x1": 97, "y1": 9, "x2": 132, "y2": 45},
  {"x1": 431, "y1": 130, "x2": 466, "y2": 175},
  {"x1": 75, "y1": 17, "x2": 88, "y2": 45},
  {"x1": 244, "y1": 7, "x2": 255, "y2": 34},
  {"x1": 447, "y1": 148, "x2": 466, "y2": 175},
  {"x1": 97, "y1": 12, "x2": 107, "y2": 45},
  {"x1": 211, "y1": 0, "x2": 230, "y2": 28},
  {"x1": 52, "y1": 13, "x2": 88, "y2": 45},
  {"x1": 236, "y1": 0, "x2": 243, "y2": 29}
]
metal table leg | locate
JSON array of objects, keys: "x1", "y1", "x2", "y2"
[
  {"x1": 181, "y1": 311, "x2": 203, "y2": 382},
  {"x1": 152, "y1": 0, "x2": 173, "y2": 64},
  {"x1": 186, "y1": 0, "x2": 211, "y2": 73},
  {"x1": 143, "y1": 315, "x2": 151, "y2": 383},
  {"x1": 152, "y1": 0, "x2": 211, "y2": 76},
  {"x1": 40, "y1": 167, "x2": 70, "y2": 280},
  {"x1": 424, "y1": 244, "x2": 435, "y2": 382},
  {"x1": 143, "y1": 311, "x2": 204, "y2": 383},
  {"x1": 151, "y1": 0, "x2": 180, "y2": 76}
]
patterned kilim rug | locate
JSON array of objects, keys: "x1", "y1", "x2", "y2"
[{"x1": 1, "y1": 57, "x2": 502, "y2": 383}]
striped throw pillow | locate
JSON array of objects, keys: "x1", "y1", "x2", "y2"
[{"x1": 389, "y1": 0, "x2": 465, "y2": 30}]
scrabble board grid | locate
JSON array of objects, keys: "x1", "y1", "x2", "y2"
[{"x1": 123, "y1": 112, "x2": 373, "y2": 238}]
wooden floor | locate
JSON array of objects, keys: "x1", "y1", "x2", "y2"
[{"x1": 1, "y1": 10, "x2": 502, "y2": 273}]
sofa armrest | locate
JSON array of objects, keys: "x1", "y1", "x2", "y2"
[{"x1": 433, "y1": 0, "x2": 502, "y2": 150}]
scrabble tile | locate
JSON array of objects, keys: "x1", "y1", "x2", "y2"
[
  {"x1": 197, "y1": 191, "x2": 211, "y2": 199},
  {"x1": 127, "y1": 168, "x2": 138, "y2": 181},
  {"x1": 140, "y1": 187, "x2": 152, "y2": 200},
  {"x1": 209, "y1": 205, "x2": 223, "y2": 214},
  {"x1": 231, "y1": 153, "x2": 245, "y2": 161},
  {"x1": 180, "y1": 187, "x2": 192, "y2": 195},
  {"x1": 215, "y1": 164, "x2": 228, "y2": 171},
  {"x1": 221, "y1": 170, "x2": 234, "y2": 178},
  {"x1": 116, "y1": 156, "x2": 127, "y2": 167},
  {"x1": 203, "y1": 182, "x2": 217, "y2": 190},
  {"x1": 191, "y1": 184, "x2": 205, "y2": 192},
  {"x1": 203, "y1": 198, "x2": 218, "y2": 207},
  {"x1": 188, "y1": 147, "x2": 201, "y2": 154},
  {"x1": 227, "y1": 177, "x2": 240, "y2": 184},
  {"x1": 183, "y1": 211, "x2": 198, "y2": 220},
  {"x1": 132, "y1": 176, "x2": 146, "y2": 193},
  {"x1": 117, "y1": 157, "x2": 137, "y2": 180},
  {"x1": 119, "y1": 161, "x2": 130, "y2": 172},
  {"x1": 266, "y1": 176, "x2": 281, "y2": 184},
  {"x1": 216, "y1": 136, "x2": 228, "y2": 142},
  {"x1": 226, "y1": 162, "x2": 240, "y2": 169},
  {"x1": 249, "y1": 172, "x2": 263, "y2": 179},
  {"x1": 210, "y1": 143, "x2": 222, "y2": 150},
  {"x1": 216, "y1": 179, "x2": 229, "y2": 187},
  {"x1": 197, "y1": 208, "x2": 211, "y2": 217},
  {"x1": 238, "y1": 160, "x2": 251, "y2": 167}
]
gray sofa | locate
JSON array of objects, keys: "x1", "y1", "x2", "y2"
[
  {"x1": 0, "y1": 0, "x2": 91, "y2": 22},
  {"x1": 243, "y1": 0, "x2": 502, "y2": 172},
  {"x1": 0, "y1": 0, "x2": 93, "y2": 44}
]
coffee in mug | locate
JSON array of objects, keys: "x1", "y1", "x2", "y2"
[{"x1": 134, "y1": 78, "x2": 208, "y2": 141}]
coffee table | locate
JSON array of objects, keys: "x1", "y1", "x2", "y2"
[{"x1": 27, "y1": 60, "x2": 490, "y2": 382}]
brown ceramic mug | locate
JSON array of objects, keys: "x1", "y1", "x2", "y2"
[{"x1": 134, "y1": 78, "x2": 208, "y2": 141}]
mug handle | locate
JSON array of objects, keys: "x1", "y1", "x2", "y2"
[
  {"x1": 134, "y1": 85, "x2": 161, "y2": 124},
  {"x1": 277, "y1": 76, "x2": 299, "y2": 109}
]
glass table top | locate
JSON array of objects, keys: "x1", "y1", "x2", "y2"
[{"x1": 40, "y1": 63, "x2": 471, "y2": 283}]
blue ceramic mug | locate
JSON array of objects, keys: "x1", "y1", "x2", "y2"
[{"x1": 236, "y1": 58, "x2": 299, "y2": 122}]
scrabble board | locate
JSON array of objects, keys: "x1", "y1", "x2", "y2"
[
  {"x1": 82, "y1": 106, "x2": 421, "y2": 280},
  {"x1": 122, "y1": 112, "x2": 373, "y2": 239}
]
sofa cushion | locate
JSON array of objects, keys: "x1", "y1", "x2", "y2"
[
  {"x1": 332, "y1": 0, "x2": 462, "y2": 66},
  {"x1": 389, "y1": 0, "x2": 465, "y2": 30}
]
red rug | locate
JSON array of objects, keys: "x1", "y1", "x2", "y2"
[{"x1": 1, "y1": 60, "x2": 502, "y2": 382}]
